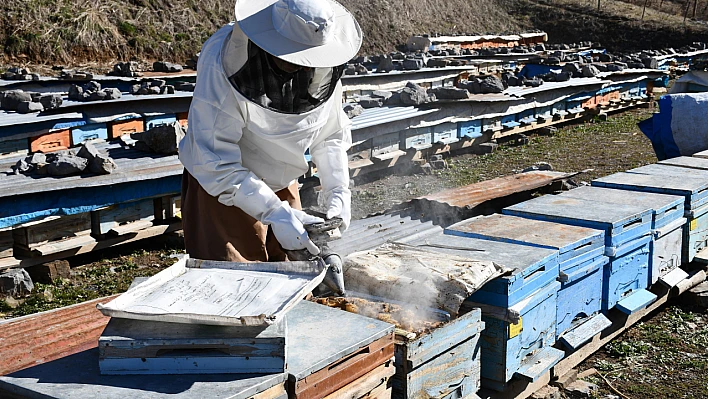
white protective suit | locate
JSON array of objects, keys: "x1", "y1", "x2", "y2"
[{"x1": 179, "y1": 23, "x2": 352, "y2": 252}]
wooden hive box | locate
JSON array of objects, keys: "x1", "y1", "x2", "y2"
[
  {"x1": 71, "y1": 123, "x2": 108, "y2": 146},
  {"x1": 560, "y1": 186, "x2": 687, "y2": 286},
  {"x1": 611, "y1": 165, "x2": 708, "y2": 263},
  {"x1": 1, "y1": 348, "x2": 288, "y2": 399},
  {"x1": 393, "y1": 308, "x2": 484, "y2": 399},
  {"x1": 445, "y1": 214, "x2": 611, "y2": 350},
  {"x1": 108, "y1": 118, "x2": 144, "y2": 140},
  {"x1": 404, "y1": 232, "x2": 564, "y2": 391},
  {"x1": 29, "y1": 129, "x2": 70, "y2": 153},
  {"x1": 98, "y1": 318, "x2": 287, "y2": 375},
  {"x1": 286, "y1": 301, "x2": 395, "y2": 399},
  {"x1": 504, "y1": 195, "x2": 656, "y2": 315}
]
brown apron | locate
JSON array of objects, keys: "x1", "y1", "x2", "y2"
[{"x1": 180, "y1": 170, "x2": 301, "y2": 262}]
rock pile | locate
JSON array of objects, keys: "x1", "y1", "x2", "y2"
[
  {"x1": 130, "y1": 79, "x2": 175, "y2": 95},
  {"x1": 13, "y1": 142, "x2": 117, "y2": 176},
  {"x1": 400, "y1": 82, "x2": 435, "y2": 105},
  {"x1": 130, "y1": 122, "x2": 185, "y2": 155},
  {"x1": 153, "y1": 61, "x2": 183, "y2": 73},
  {"x1": 68, "y1": 81, "x2": 122, "y2": 102},
  {"x1": 0, "y1": 90, "x2": 62, "y2": 114},
  {"x1": 2, "y1": 67, "x2": 39, "y2": 81},
  {"x1": 459, "y1": 75, "x2": 507, "y2": 94},
  {"x1": 109, "y1": 61, "x2": 143, "y2": 78},
  {"x1": 59, "y1": 69, "x2": 94, "y2": 80}
]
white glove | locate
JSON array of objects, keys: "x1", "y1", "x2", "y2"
[
  {"x1": 263, "y1": 201, "x2": 324, "y2": 255},
  {"x1": 325, "y1": 188, "x2": 351, "y2": 231}
]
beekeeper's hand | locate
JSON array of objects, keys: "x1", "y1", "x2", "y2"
[
  {"x1": 325, "y1": 188, "x2": 351, "y2": 231},
  {"x1": 264, "y1": 202, "x2": 324, "y2": 255}
]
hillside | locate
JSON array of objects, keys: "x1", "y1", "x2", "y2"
[{"x1": 1, "y1": 0, "x2": 708, "y2": 66}]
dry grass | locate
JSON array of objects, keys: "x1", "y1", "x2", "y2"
[{"x1": 0, "y1": 0, "x2": 522, "y2": 65}]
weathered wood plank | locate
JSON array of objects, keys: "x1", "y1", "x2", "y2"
[
  {"x1": 12, "y1": 213, "x2": 92, "y2": 248},
  {"x1": 322, "y1": 360, "x2": 395, "y2": 399}
]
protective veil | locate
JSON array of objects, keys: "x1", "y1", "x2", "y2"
[{"x1": 178, "y1": 23, "x2": 352, "y2": 253}]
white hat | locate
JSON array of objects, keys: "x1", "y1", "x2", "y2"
[{"x1": 235, "y1": 0, "x2": 362, "y2": 68}]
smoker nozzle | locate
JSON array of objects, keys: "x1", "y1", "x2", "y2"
[{"x1": 322, "y1": 254, "x2": 346, "y2": 297}]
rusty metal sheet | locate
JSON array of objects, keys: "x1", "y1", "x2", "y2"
[
  {"x1": 409, "y1": 171, "x2": 571, "y2": 226},
  {"x1": 419, "y1": 171, "x2": 570, "y2": 207},
  {"x1": 0, "y1": 295, "x2": 116, "y2": 375}
]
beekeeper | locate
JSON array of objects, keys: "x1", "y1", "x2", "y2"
[{"x1": 179, "y1": 0, "x2": 361, "y2": 262}]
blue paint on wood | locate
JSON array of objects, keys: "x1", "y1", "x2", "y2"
[
  {"x1": 404, "y1": 127, "x2": 433, "y2": 150},
  {"x1": 556, "y1": 256, "x2": 607, "y2": 340},
  {"x1": 559, "y1": 313, "x2": 612, "y2": 350},
  {"x1": 503, "y1": 195, "x2": 653, "y2": 249},
  {"x1": 0, "y1": 118, "x2": 86, "y2": 140},
  {"x1": 145, "y1": 114, "x2": 178, "y2": 130},
  {"x1": 433, "y1": 123, "x2": 458, "y2": 144},
  {"x1": 514, "y1": 346, "x2": 565, "y2": 382},
  {"x1": 593, "y1": 172, "x2": 708, "y2": 211},
  {"x1": 615, "y1": 289, "x2": 657, "y2": 315},
  {"x1": 477, "y1": 281, "x2": 561, "y2": 391},
  {"x1": 685, "y1": 208, "x2": 708, "y2": 263},
  {"x1": 71, "y1": 123, "x2": 108, "y2": 146},
  {"x1": 603, "y1": 235, "x2": 652, "y2": 311},
  {"x1": 0, "y1": 175, "x2": 182, "y2": 229},
  {"x1": 394, "y1": 309, "x2": 484, "y2": 399},
  {"x1": 457, "y1": 120, "x2": 482, "y2": 139}
]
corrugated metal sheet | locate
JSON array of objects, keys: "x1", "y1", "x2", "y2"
[
  {"x1": 0, "y1": 111, "x2": 84, "y2": 129},
  {"x1": 0, "y1": 295, "x2": 116, "y2": 375},
  {"x1": 350, "y1": 106, "x2": 439, "y2": 130},
  {"x1": 504, "y1": 78, "x2": 609, "y2": 97},
  {"x1": 329, "y1": 211, "x2": 443, "y2": 257}
]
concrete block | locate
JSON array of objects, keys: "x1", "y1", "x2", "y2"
[{"x1": 26, "y1": 260, "x2": 70, "y2": 284}]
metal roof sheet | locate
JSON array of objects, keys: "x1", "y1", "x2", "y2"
[
  {"x1": 349, "y1": 106, "x2": 439, "y2": 130},
  {"x1": 503, "y1": 77, "x2": 609, "y2": 97}
]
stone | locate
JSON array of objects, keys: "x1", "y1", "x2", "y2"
[
  {"x1": 428, "y1": 86, "x2": 469, "y2": 100},
  {"x1": 562, "y1": 63, "x2": 582, "y2": 77},
  {"x1": 27, "y1": 152, "x2": 46, "y2": 165},
  {"x1": 531, "y1": 385, "x2": 561, "y2": 399},
  {"x1": 358, "y1": 97, "x2": 383, "y2": 108},
  {"x1": 343, "y1": 103, "x2": 364, "y2": 119},
  {"x1": 553, "y1": 71, "x2": 572, "y2": 82},
  {"x1": 534, "y1": 43, "x2": 546, "y2": 52},
  {"x1": 642, "y1": 57, "x2": 658, "y2": 69},
  {"x1": 371, "y1": 90, "x2": 393, "y2": 101},
  {"x1": 627, "y1": 62, "x2": 645, "y2": 69},
  {"x1": 581, "y1": 65, "x2": 600, "y2": 77},
  {"x1": 153, "y1": 61, "x2": 183, "y2": 73},
  {"x1": 598, "y1": 54, "x2": 613, "y2": 64},
  {"x1": 14, "y1": 158, "x2": 32, "y2": 174},
  {"x1": 148, "y1": 86, "x2": 161, "y2": 95},
  {"x1": 175, "y1": 82, "x2": 196, "y2": 92},
  {"x1": 565, "y1": 380, "x2": 598, "y2": 397},
  {"x1": 89, "y1": 154, "x2": 117, "y2": 174},
  {"x1": 68, "y1": 85, "x2": 84, "y2": 101},
  {"x1": 354, "y1": 64, "x2": 368, "y2": 75},
  {"x1": 26, "y1": 260, "x2": 70, "y2": 284},
  {"x1": 86, "y1": 81, "x2": 101, "y2": 92},
  {"x1": 427, "y1": 59, "x2": 449, "y2": 68},
  {"x1": 605, "y1": 64, "x2": 623, "y2": 72},
  {"x1": 384, "y1": 91, "x2": 402, "y2": 106},
  {"x1": 30, "y1": 74, "x2": 40, "y2": 81},
  {"x1": 150, "y1": 79, "x2": 166, "y2": 88},
  {"x1": 402, "y1": 58, "x2": 424, "y2": 70},
  {"x1": 76, "y1": 141, "x2": 100, "y2": 161},
  {"x1": 545, "y1": 56, "x2": 561, "y2": 65},
  {"x1": 377, "y1": 55, "x2": 395, "y2": 73},
  {"x1": 479, "y1": 75, "x2": 505, "y2": 93},
  {"x1": 2, "y1": 71, "x2": 16, "y2": 80},
  {"x1": 17, "y1": 101, "x2": 44, "y2": 114},
  {"x1": 134, "y1": 122, "x2": 185, "y2": 154},
  {"x1": 400, "y1": 82, "x2": 434, "y2": 105},
  {"x1": 47, "y1": 154, "x2": 88, "y2": 176},
  {"x1": 2, "y1": 90, "x2": 32, "y2": 110},
  {"x1": 130, "y1": 84, "x2": 141, "y2": 94},
  {"x1": 88, "y1": 90, "x2": 108, "y2": 101},
  {"x1": 38, "y1": 94, "x2": 63, "y2": 110},
  {"x1": 344, "y1": 65, "x2": 356, "y2": 75},
  {"x1": 103, "y1": 88, "x2": 122, "y2": 100},
  {"x1": 0, "y1": 269, "x2": 34, "y2": 296},
  {"x1": 448, "y1": 59, "x2": 467, "y2": 66},
  {"x1": 164, "y1": 85, "x2": 175, "y2": 95}
]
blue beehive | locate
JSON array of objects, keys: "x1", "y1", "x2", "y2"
[
  {"x1": 559, "y1": 186, "x2": 686, "y2": 286},
  {"x1": 595, "y1": 169, "x2": 708, "y2": 263},
  {"x1": 71, "y1": 123, "x2": 108, "y2": 146},
  {"x1": 445, "y1": 214, "x2": 611, "y2": 351},
  {"x1": 144, "y1": 114, "x2": 178, "y2": 130},
  {"x1": 504, "y1": 195, "x2": 656, "y2": 314},
  {"x1": 404, "y1": 231, "x2": 563, "y2": 391},
  {"x1": 457, "y1": 119, "x2": 483, "y2": 139}
]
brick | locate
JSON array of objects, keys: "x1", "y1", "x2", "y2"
[
  {"x1": 29, "y1": 130, "x2": 70, "y2": 153},
  {"x1": 109, "y1": 119, "x2": 143, "y2": 140},
  {"x1": 26, "y1": 260, "x2": 71, "y2": 284}
]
